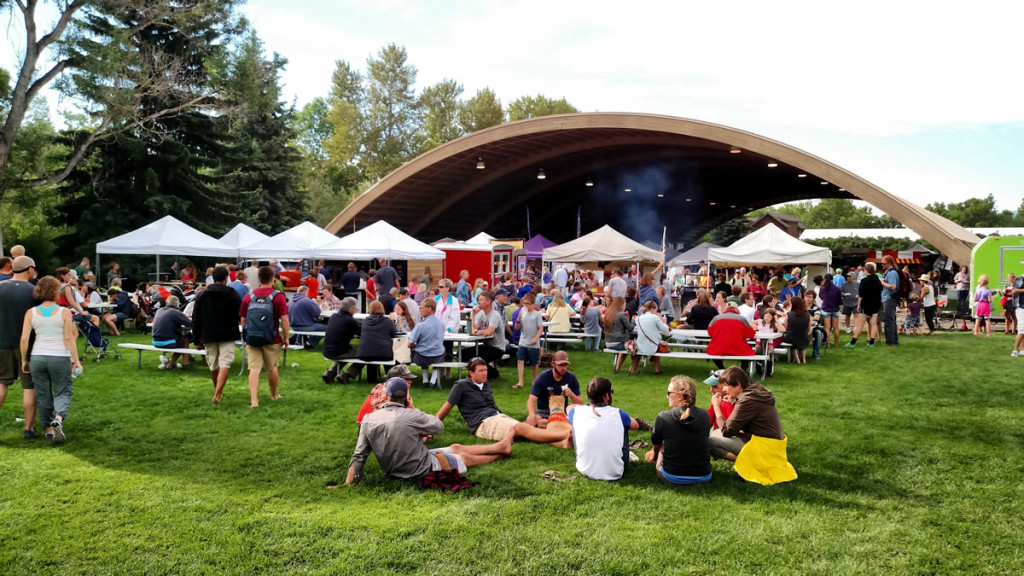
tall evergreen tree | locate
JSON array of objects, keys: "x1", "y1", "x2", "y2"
[
  {"x1": 55, "y1": 1, "x2": 241, "y2": 260},
  {"x1": 216, "y1": 31, "x2": 307, "y2": 234},
  {"x1": 362, "y1": 44, "x2": 420, "y2": 180}
]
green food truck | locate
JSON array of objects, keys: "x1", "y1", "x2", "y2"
[{"x1": 970, "y1": 235, "x2": 1024, "y2": 317}]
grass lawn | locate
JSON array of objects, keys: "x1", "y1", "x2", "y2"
[{"x1": 1, "y1": 330, "x2": 1022, "y2": 574}]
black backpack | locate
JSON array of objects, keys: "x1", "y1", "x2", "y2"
[{"x1": 245, "y1": 290, "x2": 279, "y2": 346}]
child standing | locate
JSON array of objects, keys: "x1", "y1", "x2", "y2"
[
  {"x1": 582, "y1": 297, "x2": 603, "y2": 352},
  {"x1": 973, "y1": 274, "x2": 993, "y2": 337},
  {"x1": 514, "y1": 293, "x2": 543, "y2": 389},
  {"x1": 905, "y1": 293, "x2": 923, "y2": 335}
]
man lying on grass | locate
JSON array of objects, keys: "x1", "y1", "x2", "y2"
[
  {"x1": 347, "y1": 378, "x2": 513, "y2": 486},
  {"x1": 436, "y1": 358, "x2": 574, "y2": 448}
]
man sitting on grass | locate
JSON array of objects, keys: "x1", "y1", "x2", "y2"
[
  {"x1": 568, "y1": 377, "x2": 647, "y2": 481},
  {"x1": 436, "y1": 358, "x2": 574, "y2": 447},
  {"x1": 346, "y1": 378, "x2": 514, "y2": 486},
  {"x1": 525, "y1": 350, "x2": 583, "y2": 428}
]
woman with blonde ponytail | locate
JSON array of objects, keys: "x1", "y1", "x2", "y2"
[{"x1": 645, "y1": 375, "x2": 712, "y2": 485}]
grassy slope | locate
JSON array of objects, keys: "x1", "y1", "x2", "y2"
[{"x1": 1, "y1": 331, "x2": 1022, "y2": 575}]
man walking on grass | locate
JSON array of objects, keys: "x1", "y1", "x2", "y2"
[
  {"x1": 193, "y1": 266, "x2": 242, "y2": 404},
  {"x1": 0, "y1": 256, "x2": 38, "y2": 438},
  {"x1": 347, "y1": 378, "x2": 513, "y2": 486},
  {"x1": 239, "y1": 266, "x2": 290, "y2": 408},
  {"x1": 880, "y1": 255, "x2": 900, "y2": 346}
]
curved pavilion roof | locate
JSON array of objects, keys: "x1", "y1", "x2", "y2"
[{"x1": 326, "y1": 113, "x2": 979, "y2": 264}]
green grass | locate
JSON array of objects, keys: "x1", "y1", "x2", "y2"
[{"x1": 1, "y1": 330, "x2": 1023, "y2": 574}]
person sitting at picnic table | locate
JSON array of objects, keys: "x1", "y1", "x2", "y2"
[
  {"x1": 706, "y1": 301, "x2": 756, "y2": 371},
  {"x1": 391, "y1": 299, "x2": 417, "y2": 332},
  {"x1": 779, "y1": 277, "x2": 802, "y2": 303},
  {"x1": 55, "y1": 268, "x2": 100, "y2": 328},
  {"x1": 288, "y1": 285, "x2": 327, "y2": 349},
  {"x1": 347, "y1": 378, "x2": 514, "y2": 489},
  {"x1": 708, "y1": 367, "x2": 796, "y2": 485},
  {"x1": 629, "y1": 301, "x2": 669, "y2": 375},
  {"x1": 356, "y1": 300, "x2": 398, "y2": 383},
  {"x1": 317, "y1": 285, "x2": 342, "y2": 312},
  {"x1": 459, "y1": 290, "x2": 506, "y2": 380},
  {"x1": 322, "y1": 297, "x2": 362, "y2": 384},
  {"x1": 151, "y1": 295, "x2": 195, "y2": 370},
  {"x1": 100, "y1": 285, "x2": 134, "y2": 335},
  {"x1": 436, "y1": 358, "x2": 574, "y2": 447},
  {"x1": 544, "y1": 290, "x2": 576, "y2": 349},
  {"x1": 604, "y1": 297, "x2": 634, "y2": 374},
  {"x1": 645, "y1": 375, "x2": 712, "y2": 485},
  {"x1": 407, "y1": 298, "x2": 445, "y2": 376},
  {"x1": 684, "y1": 289, "x2": 718, "y2": 329}
]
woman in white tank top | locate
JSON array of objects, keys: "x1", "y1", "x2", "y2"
[
  {"x1": 19, "y1": 276, "x2": 80, "y2": 445},
  {"x1": 919, "y1": 275, "x2": 937, "y2": 335}
]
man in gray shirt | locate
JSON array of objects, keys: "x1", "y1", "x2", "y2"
[
  {"x1": 609, "y1": 269, "x2": 627, "y2": 299},
  {"x1": 346, "y1": 378, "x2": 513, "y2": 485},
  {"x1": 460, "y1": 290, "x2": 506, "y2": 379}
]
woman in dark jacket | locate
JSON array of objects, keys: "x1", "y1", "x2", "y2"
[
  {"x1": 783, "y1": 294, "x2": 810, "y2": 364},
  {"x1": 625, "y1": 286, "x2": 640, "y2": 318},
  {"x1": 357, "y1": 300, "x2": 398, "y2": 382},
  {"x1": 684, "y1": 289, "x2": 718, "y2": 330}
]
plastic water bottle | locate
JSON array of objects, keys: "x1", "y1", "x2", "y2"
[{"x1": 72, "y1": 365, "x2": 83, "y2": 379}]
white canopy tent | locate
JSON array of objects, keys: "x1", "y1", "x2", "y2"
[
  {"x1": 324, "y1": 220, "x2": 445, "y2": 260},
  {"x1": 542, "y1": 225, "x2": 663, "y2": 263},
  {"x1": 219, "y1": 223, "x2": 269, "y2": 259},
  {"x1": 708, "y1": 224, "x2": 832, "y2": 267},
  {"x1": 95, "y1": 215, "x2": 237, "y2": 276},
  {"x1": 668, "y1": 242, "x2": 721, "y2": 268},
  {"x1": 239, "y1": 221, "x2": 344, "y2": 260},
  {"x1": 466, "y1": 231, "x2": 495, "y2": 245}
]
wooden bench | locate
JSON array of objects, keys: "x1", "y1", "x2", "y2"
[
  {"x1": 602, "y1": 348, "x2": 771, "y2": 377},
  {"x1": 284, "y1": 330, "x2": 327, "y2": 362},
  {"x1": 425, "y1": 361, "x2": 466, "y2": 388},
  {"x1": 120, "y1": 343, "x2": 206, "y2": 369}
]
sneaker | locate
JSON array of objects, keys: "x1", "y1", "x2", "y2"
[
  {"x1": 50, "y1": 420, "x2": 66, "y2": 445},
  {"x1": 844, "y1": 343, "x2": 856, "y2": 348},
  {"x1": 159, "y1": 355, "x2": 169, "y2": 368},
  {"x1": 867, "y1": 343, "x2": 875, "y2": 348},
  {"x1": 1013, "y1": 351, "x2": 1019, "y2": 357},
  {"x1": 634, "y1": 417, "x2": 652, "y2": 432},
  {"x1": 22, "y1": 429, "x2": 38, "y2": 440}
]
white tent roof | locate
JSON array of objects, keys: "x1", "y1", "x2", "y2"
[
  {"x1": 668, "y1": 242, "x2": 721, "y2": 268},
  {"x1": 323, "y1": 220, "x2": 445, "y2": 260},
  {"x1": 708, "y1": 224, "x2": 831, "y2": 266},
  {"x1": 466, "y1": 231, "x2": 495, "y2": 245},
  {"x1": 433, "y1": 240, "x2": 494, "y2": 252},
  {"x1": 96, "y1": 215, "x2": 237, "y2": 258},
  {"x1": 219, "y1": 223, "x2": 269, "y2": 253},
  {"x1": 238, "y1": 221, "x2": 342, "y2": 259},
  {"x1": 542, "y1": 225, "x2": 663, "y2": 263}
]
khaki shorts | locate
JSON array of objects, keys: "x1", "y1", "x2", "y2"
[
  {"x1": 246, "y1": 343, "x2": 282, "y2": 372},
  {"x1": 475, "y1": 413, "x2": 519, "y2": 441},
  {"x1": 0, "y1": 349, "x2": 33, "y2": 389},
  {"x1": 204, "y1": 341, "x2": 236, "y2": 370}
]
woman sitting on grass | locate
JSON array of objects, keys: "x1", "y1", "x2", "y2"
[{"x1": 645, "y1": 375, "x2": 712, "y2": 485}]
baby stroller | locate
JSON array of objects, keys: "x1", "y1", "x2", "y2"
[{"x1": 77, "y1": 317, "x2": 122, "y2": 362}]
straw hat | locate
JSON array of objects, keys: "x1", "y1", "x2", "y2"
[{"x1": 918, "y1": 275, "x2": 931, "y2": 282}]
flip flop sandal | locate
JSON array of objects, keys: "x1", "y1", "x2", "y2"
[
  {"x1": 539, "y1": 470, "x2": 559, "y2": 479},
  {"x1": 629, "y1": 439, "x2": 650, "y2": 450},
  {"x1": 511, "y1": 384, "x2": 524, "y2": 389}
]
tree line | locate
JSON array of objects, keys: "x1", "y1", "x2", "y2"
[{"x1": 0, "y1": 2, "x2": 578, "y2": 271}]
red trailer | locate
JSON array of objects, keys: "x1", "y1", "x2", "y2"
[{"x1": 433, "y1": 241, "x2": 515, "y2": 285}]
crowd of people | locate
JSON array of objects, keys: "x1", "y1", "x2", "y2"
[{"x1": 2, "y1": 245, "x2": 1022, "y2": 472}]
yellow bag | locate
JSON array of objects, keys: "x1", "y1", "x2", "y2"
[{"x1": 734, "y1": 435, "x2": 797, "y2": 485}]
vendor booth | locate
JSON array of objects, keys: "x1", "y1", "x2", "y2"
[{"x1": 96, "y1": 215, "x2": 237, "y2": 281}]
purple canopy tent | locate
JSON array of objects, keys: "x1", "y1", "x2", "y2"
[{"x1": 524, "y1": 234, "x2": 557, "y2": 259}]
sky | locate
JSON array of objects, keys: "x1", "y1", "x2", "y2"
[
  {"x1": 238, "y1": 0, "x2": 1023, "y2": 213},
  {"x1": 3, "y1": 1, "x2": 1021, "y2": 213}
]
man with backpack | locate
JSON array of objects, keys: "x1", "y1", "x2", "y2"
[
  {"x1": 239, "y1": 266, "x2": 290, "y2": 408},
  {"x1": 194, "y1": 266, "x2": 243, "y2": 404}
]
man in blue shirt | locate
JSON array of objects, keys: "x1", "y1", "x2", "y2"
[
  {"x1": 880, "y1": 255, "x2": 900, "y2": 346},
  {"x1": 288, "y1": 285, "x2": 326, "y2": 348},
  {"x1": 408, "y1": 299, "x2": 446, "y2": 385},
  {"x1": 228, "y1": 271, "x2": 249, "y2": 299}
]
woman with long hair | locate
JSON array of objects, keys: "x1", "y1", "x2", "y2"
[
  {"x1": 603, "y1": 296, "x2": 634, "y2": 374},
  {"x1": 783, "y1": 293, "x2": 811, "y2": 364},
  {"x1": 392, "y1": 299, "x2": 418, "y2": 332},
  {"x1": 684, "y1": 289, "x2": 718, "y2": 330}
]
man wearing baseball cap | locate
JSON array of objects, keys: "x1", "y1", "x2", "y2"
[
  {"x1": 525, "y1": 350, "x2": 583, "y2": 429},
  {"x1": 346, "y1": 378, "x2": 514, "y2": 486},
  {"x1": 0, "y1": 256, "x2": 39, "y2": 438}
]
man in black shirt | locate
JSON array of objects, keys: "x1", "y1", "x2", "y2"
[
  {"x1": 0, "y1": 256, "x2": 38, "y2": 438},
  {"x1": 341, "y1": 262, "x2": 362, "y2": 309},
  {"x1": 846, "y1": 262, "x2": 882, "y2": 348},
  {"x1": 322, "y1": 297, "x2": 362, "y2": 384}
]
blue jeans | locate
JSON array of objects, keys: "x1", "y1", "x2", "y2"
[
  {"x1": 883, "y1": 299, "x2": 899, "y2": 344},
  {"x1": 292, "y1": 322, "x2": 327, "y2": 347},
  {"x1": 584, "y1": 335, "x2": 601, "y2": 351}
]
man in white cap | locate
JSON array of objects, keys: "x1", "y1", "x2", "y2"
[
  {"x1": 0, "y1": 256, "x2": 39, "y2": 438},
  {"x1": 346, "y1": 377, "x2": 514, "y2": 486}
]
